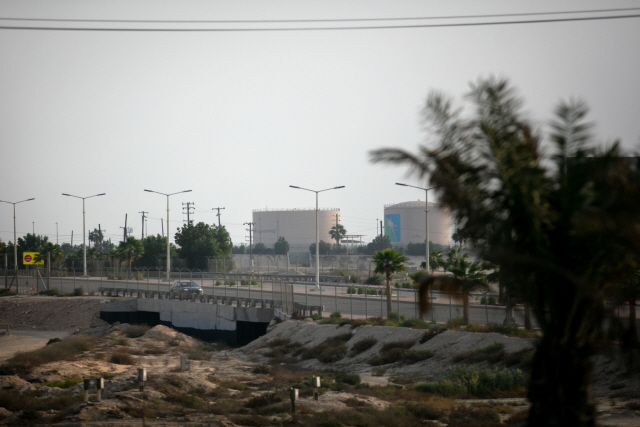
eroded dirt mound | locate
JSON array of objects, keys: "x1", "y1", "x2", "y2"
[{"x1": 0, "y1": 295, "x2": 109, "y2": 333}]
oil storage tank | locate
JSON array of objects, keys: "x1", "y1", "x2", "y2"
[
  {"x1": 384, "y1": 201, "x2": 450, "y2": 247},
  {"x1": 252, "y1": 208, "x2": 341, "y2": 251}
]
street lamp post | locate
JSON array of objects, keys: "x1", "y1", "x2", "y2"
[
  {"x1": 144, "y1": 189, "x2": 192, "y2": 282},
  {"x1": 62, "y1": 193, "x2": 105, "y2": 277},
  {"x1": 289, "y1": 185, "x2": 345, "y2": 289},
  {"x1": 395, "y1": 183, "x2": 439, "y2": 274},
  {"x1": 0, "y1": 198, "x2": 35, "y2": 270}
]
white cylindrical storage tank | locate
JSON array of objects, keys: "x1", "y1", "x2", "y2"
[
  {"x1": 253, "y1": 208, "x2": 340, "y2": 251},
  {"x1": 384, "y1": 201, "x2": 450, "y2": 247}
]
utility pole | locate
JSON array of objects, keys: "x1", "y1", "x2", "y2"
[
  {"x1": 139, "y1": 211, "x2": 148, "y2": 240},
  {"x1": 244, "y1": 222, "x2": 254, "y2": 264},
  {"x1": 121, "y1": 214, "x2": 128, "y2": 241},
  {"x1": 161, "y1": 218, "x2": 164, "y2": 237},
  {"x1": 71, "y1": 230, "x2": 74, "y2": 247},
  {"x1": 98, "y1": 224, "x2": 103, "y2": 250},
  {"x1": 212, "y1": 207, "x2": 225, "y2": 228},
  {"x1": 32, "y1": 222, "x2": 34, "y2": 235},
  {"x1": 380, "y1": 220, "x2": 384, "y2": 250},
  {"x1": 182, "y1": 202, "x2": 194, "y2": 224},
  {"x1": 56, "y1": 223, "x2": 58, "y2": 244}
]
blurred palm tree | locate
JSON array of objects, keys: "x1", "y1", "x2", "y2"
[
  {"x1": 118, "y1": 237, "x2": 144, "y2": 269},
  {"x1": 371, "y1": 77, "x2": 640, "y2": 426}
]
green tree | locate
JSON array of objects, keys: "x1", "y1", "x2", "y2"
[
  {"x1": 309, "y1": 240, "x2": 332, "y2": 255},
  {"x1": 174, "y1": 223, "x2": 232, "y2": 269},
  {"x1": 232, "y1": 244, "x2": 246, "y2": 254},
  {"x1": 372, "y1": 248, "x2": 408, "y2": 318},
  {"x1": 34, "y1": 242, "x2": 64, "y2": 269},
  {"x1": 371, "y1": 77, "x2": 640, "y2": 426},
  {"x1": 140, "y1": 234, "x2": 177, "y2": 267},
  {"x1": 118, "y1": 237, "x2": 144, "y2": 269},
  {"x1": 429, "y1": 249, "x2": 445, "y2": 272},
  {"x1": 329, "y1": 224, "x2": 347, "y2": 246},
  {"x1": 355, "y1": 235, "x2": 393, "y2": 255},
  {"x1": 88, "y1": 228, "x2": 103, "y2": 248},
  {"x1": 274, "y1": 237, "x2": 290, "y2": 255},
  {"x1": 610, "y1": 269, "x2": 640, "y2": 349}
]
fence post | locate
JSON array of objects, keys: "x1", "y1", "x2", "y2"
[
  {"x1": 365, "y1": 285, "x2": 368, "y2": 319},
  {"x1": 334, "y1": 285, "x2": 338, "y2": 314},
  {"x1": 350, "y1": 285, "x2": 353, "y2": 320},
  {"x1": 47, "y1": 252, "x2": 51, "y2": 290},
  {"x1": 396, "y1": 288, "x2": 400, "y2": 316}
]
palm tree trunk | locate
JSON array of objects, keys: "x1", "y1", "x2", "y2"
[
  {"x1": 386, "y1": 274, "x2": 393, "y2": 318},
  {"x1": 524, "y1": 302, "x2": 532, "y2": 330},
  {"x1": 462, "y1": 292, "x2": 470, "y2": 325},
  {"x1": 622, "y1": 298, "x2": 638, "y2": 349},
  {"x1": 528, "y1": 337, "x2": 596, "y2": 426}
]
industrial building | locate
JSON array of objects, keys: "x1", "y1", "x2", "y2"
[
  {"x1": 252, "y1": 208, "x2": 341, "y2": 251},
  {"x1": 384, "y1": 201, "x2": 450, "y2": 247}
]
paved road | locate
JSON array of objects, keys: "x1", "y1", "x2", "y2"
[{"x1": 14, "y1": 276, "x2": 531, "y2": 326}]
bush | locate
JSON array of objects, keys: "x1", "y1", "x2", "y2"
[
  {"x1": 215, "y1": 280, "x2": 222, "y2": 286},
  {"x1": 109, "y1": 353, "x2": 136, "y2": 365},
  {"x1": 227, "y1": 279, "x2": 236, "y2": 287},
  {"x1": 399, "y1": 318, "x2": 431, "y2": 329},
  {"x1": 358, "y1": 286, "x2": 366, "y2": 295},
  {"x1": 388, "y1": 312, "x2": 405, "y2": 322},
  {"x1": 39, "y1": 288, "x2": 59, "y2": 296},
  {"x1": 73, "y1": 287, "x2": 83, "y2": 296},
  {"x1": 365, "y1": 275, "x2": 382, "y2": 286},
  {"x1": 335, "y1": 373, "x2": 361, "y2": 386},
  {"x1": 241, "y1": 279, "x2": 249, "y2": 287},
  {"x1": 45, "y1": 378, "x2": 84, "y2": 389},
  {"x1": 124, "y1": 324, "x2": 150, "y2": 338},
  {"x1": 368, "y1": 340, "x2": 419, "y2": 366},
  {"x1": 0, "y1": 288, "x2": 16, "y2": 296},
  {"x1": 416, "y1": 366, "x2": 527, "y2": 398},
  {"x1": 2, "y1": 335, "x2": 97, "y2": 371},
  {"x1": 349, "y1": 337, "x2": 378, "y2": 357},
  {"x1": 452, "y1": 342, "x2": 506, "y2": 364},
  {"x1": 464, "y1": 323, "x2": 537, "y2": 338},
  {"x1": 251, "y1": 279, "x2": 258, "y2": 287},
  {"x1": 446, "y1": 316, "x2": 466, "y2": 328},
  {"x1": 347, "y1": 286, "x2": 356, "y2": 294},
  {"x1": 300, "y1": 333, "x2": 352, "y2": 363}
]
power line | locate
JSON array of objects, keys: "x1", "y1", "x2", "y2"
[
  {"x1": 1, "y1": 7, "x2": 638, "y2": 24},
  {"x1": 1, "y1": 13, "x2": 639, "y2": 31}
]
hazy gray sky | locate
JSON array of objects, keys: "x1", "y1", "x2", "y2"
[{"x1": 1, "y1": 1, "x2": 639, "y2": 249}]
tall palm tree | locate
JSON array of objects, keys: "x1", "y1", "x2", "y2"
[
  {"x1": 372, "y1": 248, "x2": 408, "y2": 318},
  {"x1": 371, "y1": 77, "x2": 640, "y2": 426},
  {"x1": 447, "y1": 257, "x2": 488, "y2": 324},
  {"x1": 329, "y1": 224, "x2": 347, "y2": 246},
  {"x1": 118, "y1": 237, "x2": 144, "y2": 269},
  {"x1": 428, "y1": 249, "x2": 445, "y2": 272},
  {"x1": 34, "y1": 242, "x2": 64, "y2": 269}
]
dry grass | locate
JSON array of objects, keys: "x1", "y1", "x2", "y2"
[
  {"x1": 109, "y1": 352, "x2": 136, "y2": 365},
  {"x1": 0, "y1": 389, "x2": 81, "y2": 412},
  {"x1": 123, "y1": 324, "x2": 150, "y2": 338},
  {"x1": 348, "y1": 337, "x2": 378, "y2": 357},
  {"x1": 2, "y1": 335, "x2": 98, "y2": 372},
  {"x1": 452, "y1": 342, "x2": 506, "y2": 364}
]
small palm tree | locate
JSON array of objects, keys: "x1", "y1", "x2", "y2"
[
  {"x1": 429, "y1": 249, "x2": 445, "y2": 272},
  {"x1": 34, "y1": 242, "x2": 64, "y2": 269},
  {"x1": 372, "y1": 248, "x2": 408, "y2": 318},
  {"x1": 329, "y1": 224, "x2": 347, "y2": 246},
  {"x1": 118, "y1": 237, "x2": 144, "y2": 269},
  {"x1": 447, "y1": 257, "x2": 488, "y2": 324}
]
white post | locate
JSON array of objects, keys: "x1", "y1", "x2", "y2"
[
  {"x1": 315, "y1": 192, "x2": 319, "y2": 289},
  {"x1": 83, "y1": 198, "x2": 87, "y2": 277},
  {"x1": 13, "y1": 204, "x2": 17, "y2": 270},
  {"x1": 166, "y1": 195, "x2": 170, "y2": 282},
  {"x1": 425, "y1": 189, "x2": 429, "y2": 274}
]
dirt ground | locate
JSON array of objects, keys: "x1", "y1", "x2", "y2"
[{"x1": 1, "y1": 295, "x2": 639, "y2": 426}]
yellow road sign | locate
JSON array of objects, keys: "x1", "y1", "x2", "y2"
[{"x1": 23, "y1": 252, "x2": 44, "y2": 265}]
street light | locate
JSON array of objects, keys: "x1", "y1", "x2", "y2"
[
  {"x1": 144, "y1": 189, "x2": 192, "y2": 281},
  {"x1": 289, "y1": 185, "x2": 345, "y2": 289},
  {"x1": 62, "y1": 193, "x2": 105, "y2": 276},
  {"x1": 0, "y1": 197, "x2": 35, "y2": 270},
  {"x1": 395, "y1": 183, "x2": 439, "y2": 274}
]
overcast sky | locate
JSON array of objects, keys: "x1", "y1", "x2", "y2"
[{"x1": 1, "y1": 1, "x2": 639, "y2": 250}]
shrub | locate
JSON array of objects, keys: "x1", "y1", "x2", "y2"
[
  {"x1": 420, "y1": 328, "x2": 447, "y2": 344},
  {"x1": 39, "y1": 288, "x2": 59, "y2": 296},
  {"x1": 416, "y1": 366, "x2": 527, "y2": 398},
  {"x1": 464, "y1": 323, "x2": 537, "y2": 338},
  {"x1": 227, "y1": 279, "x2": 236, "y2": 287},
  {"x1": 168, "y1": 393, "x2": 206, "y2": 410},
  {"x1": 241, "y1": 279, "x2": 249, "y2": 287},
  {"x1": 124, "y1": 324, "x2": 150, "y2": 338},
  {"x1": 251, "y1": 279, "x2": 258, "y2": 287},
  {"x1": 401, "y1": 350, "x2": 435, "y2": 364},
  {"x1": 0, "y1": 390, "x2": 81, "y2": 412},
  {"x1": 452, "y1": 342, "x2": 506, "y2": 364},
  {"x1": 44, "y1": 378, "x2": 84, "y2": 389},
  {"x1": 399, "y1": 318, "x2": 431, "y2": 329},
  {"x1": 349, "y1": 337, "x2": 378, "y2": 357},
  {"x1": 110, "y1": 353, "x2": 136, "y2": 365},
  {"x1": 2, "y1": 335, "x2": 97, "y2": 371},
  {"x1": 73, "y1": 287, "x2": 83, "y2": 296},
  {"x1": 0, "y1": 288, "x2": 16, "y2": 296},
  {"x1": 335, "y1": 373, "x2": 361, "y2": 386},
  {"x1": 245, "y1": 392, "x2": 283, "y2": 409},
  {"x1": 358, "y1": 286, "x2": 366, "y2": 295},
  {"x1": 319, "y1": 311, "x2": 343, "y2": 324},
  {"x1": 300, "y1": 333, "x2": 352, "y2": 363},
  {"x1": 380, "y1": 340, "x2": 415, "y2": 353},
  {"x1": 215, "y1": 280, "x2": 222, "y2": 286},
  {"x1": 365, "y1": 275, "x2": 382, "y2": 286},
  {"x1": 446, "y1": 316, "x2": 466, "y2": 328},
  {"x1": 368, "y1": 340, "x2": 420, "y2": 366}
]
